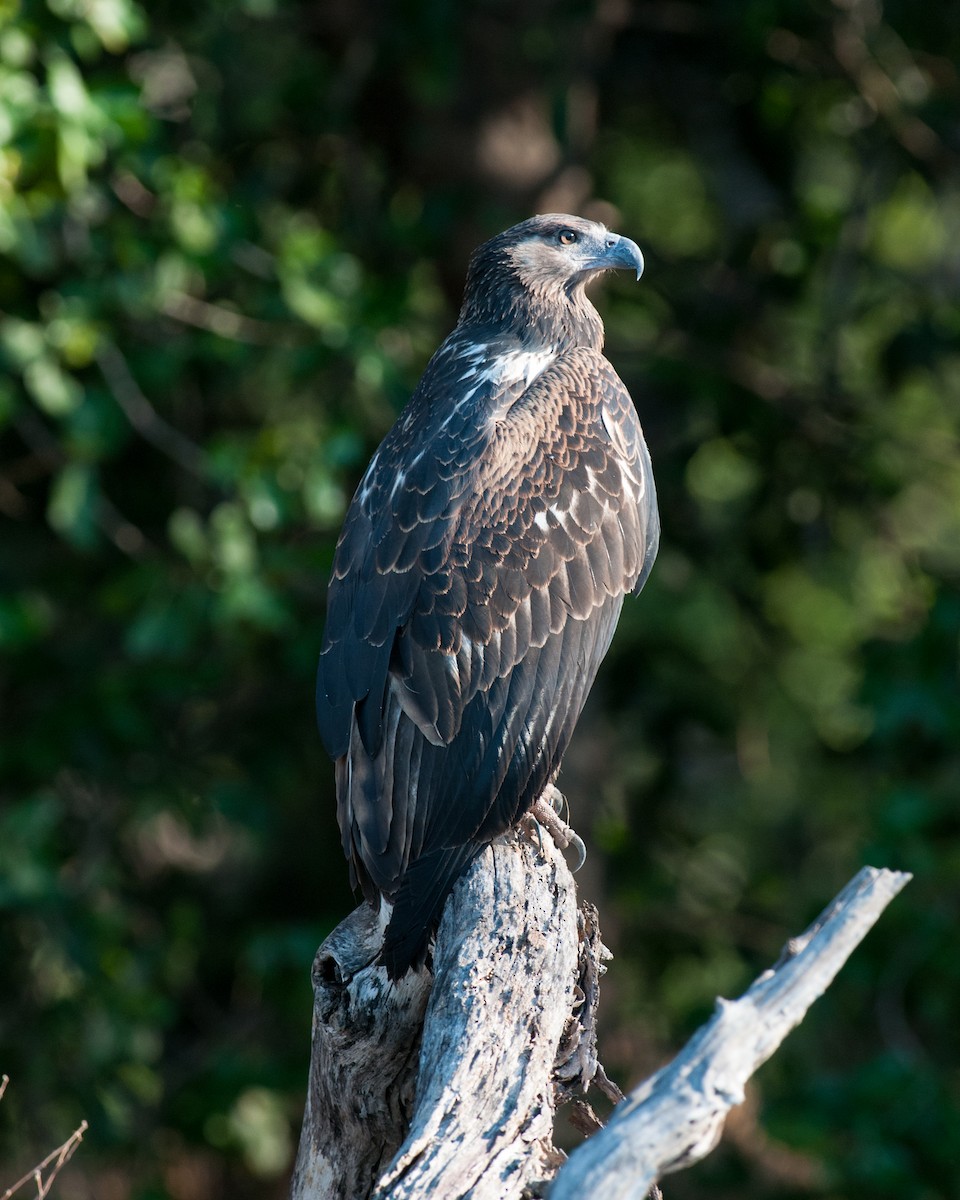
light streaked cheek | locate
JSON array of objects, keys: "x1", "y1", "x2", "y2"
[{"x1": 507, "y1": 243, "x2": 568, "y2": 286}]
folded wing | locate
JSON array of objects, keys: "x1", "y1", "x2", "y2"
[{"x1": 316, "y1": 346, "x2": 659, "y2": 974}]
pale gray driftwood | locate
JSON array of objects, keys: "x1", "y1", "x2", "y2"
[
  {"x1": 291, "y1": 848, "x2": 909, "y2": 1200},
  {"x1": 288, "y1": 903, "x2": 433, "y2": 1200},
  {"x1": 549, "y1": 865, "x2": 912, "y2": 1200},
  {"x1": 290, "y1": 829, "x2": 584, "y2": 1200},
  {"x1": 373, "y1": 832, "x2": 580, "y2": 1199}
]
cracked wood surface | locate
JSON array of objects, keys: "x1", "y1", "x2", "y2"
[
  {"x1": 291, "y1": 831, "x2": 582, "y2": 1200},
  {"x1": 373, "y1": 834, "x2": 579, "y2": 1199},
  {"x1": 290, "y1": 846, "x2": 909, "y2": 1200}
]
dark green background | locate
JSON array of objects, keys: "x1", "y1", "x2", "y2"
[{"x1": 1, "y1": 0, "x2": 958, "y2": 1196}]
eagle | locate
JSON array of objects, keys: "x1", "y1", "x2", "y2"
[{"x1": 317, "y1": 214, "x2": 659, "y2": 978}]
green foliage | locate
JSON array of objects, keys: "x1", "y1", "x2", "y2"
[{"x1": 1, "y1": 0, "x2": 958, "y2": 1196}]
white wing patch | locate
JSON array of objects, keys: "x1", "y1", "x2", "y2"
[
  {"x1": 459, "y1": 343, "x2": 555, "y2": 391},
  {"x1": 486, "y1": 348, "x2": 556, "y2": 387}
]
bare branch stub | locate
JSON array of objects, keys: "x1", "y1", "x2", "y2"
[{"x1": 291, "y1": 830, "x2": 624, "y2": 1200}]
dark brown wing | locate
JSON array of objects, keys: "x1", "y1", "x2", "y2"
[{"x1": 316, "y1": 345, "x2": 658, "y2": 975}]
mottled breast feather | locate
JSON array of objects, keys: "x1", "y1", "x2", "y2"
[{"x1": 316, "y1": 334, "x2": 659, "y2": 977}]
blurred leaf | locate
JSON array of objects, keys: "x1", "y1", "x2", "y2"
[{"x1": 47, "y1": 461, "x2": 98, "y2": 544}]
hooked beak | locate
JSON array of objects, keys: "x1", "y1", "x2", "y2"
[{"x1": 594, "y1": 233, "x2": 644, "y2": 280}]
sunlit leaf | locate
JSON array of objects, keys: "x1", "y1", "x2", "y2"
[{"x1": 47, "y1": 460, "x2": 98, "y2": 545}]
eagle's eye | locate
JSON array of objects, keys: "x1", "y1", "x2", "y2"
[{"x1": 557, "y1": 229, "x2": 578, "y2": 246}]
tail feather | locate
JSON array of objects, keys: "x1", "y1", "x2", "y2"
[{"x1": 380, "y1": 842, "x2": 481, "y2": 979}]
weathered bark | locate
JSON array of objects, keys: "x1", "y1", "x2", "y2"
[
  {"x1": 291, "y1": 838, "x2": 909, "y2": 1200},
  {"x1": 373, "y1": 833, "x2": 580, "y2": 1199},
  {"x1": 288, "y1": 903, "x2": 432, "y2": 1199},
  {"x1": 291, "y1": 830, "x2": 583, "y2": 1200}
]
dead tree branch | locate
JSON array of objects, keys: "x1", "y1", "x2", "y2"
[
  {"x1": 291, "y1": 832, "x2": 580, "y2": 1200},
  {"x1": 550, "y1": 866, "x2": 911, "y2": 1198},
  {"x1": 290, "y1": 844, "x2": 909, "y2": 1200}
]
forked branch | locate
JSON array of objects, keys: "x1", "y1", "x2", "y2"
[
  {"x1": 0, "y1": 1077, "x2": 88, "y2": 1200},
  {"x1": 290, "y1": 847, "x2": 909, "y2": 1200}
]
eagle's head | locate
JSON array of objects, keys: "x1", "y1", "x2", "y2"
[{"x1": 459, "y1": 213, "x2": 644, "y2": 349}]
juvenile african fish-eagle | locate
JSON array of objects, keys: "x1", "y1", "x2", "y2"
[{"x1": 317, "y1": 214, "x2": 659, "y2": 978}]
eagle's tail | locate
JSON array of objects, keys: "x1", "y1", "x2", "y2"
[{"x1": 380, "y1": 842, "x2": 482, "y2": 980}]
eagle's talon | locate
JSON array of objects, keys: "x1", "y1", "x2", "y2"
[
  {"x1": 542, "y1": 783, "x2": 566, "y2": 815},
  {"x1": 521, "y1": 811, "x2": 547, "y2": 857},
  {"x1": 568, "y1": 831, "x2": 587, "y2": 873},
  {"x1": 529, "y1": 795, "x2": 588, "y2": 872}
]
